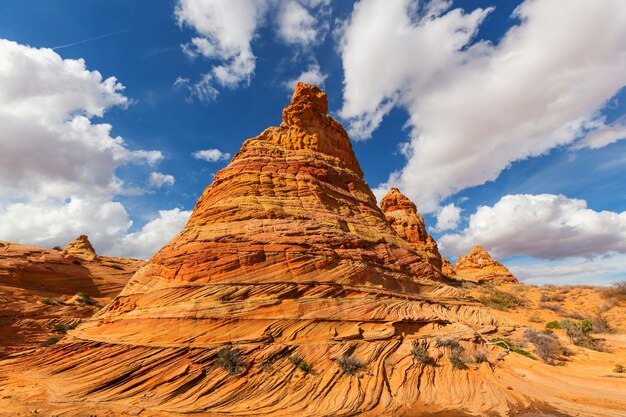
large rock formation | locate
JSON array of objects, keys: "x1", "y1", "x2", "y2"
[
  {"x1": 63, "y1": 234, "x2": 97, "y2": 261},
  {"x1": 8, "y1": 84, "x2": 617, "y2": 416},
  {"x1": 380, "y1": 187, "x2": 443, "y2": 272},
  {"x1": 0, "y1": 240, "x2": 144, "y2": 355},
  {"x1": 455, "y1": 246, "x2": 518, "y2": 283}
]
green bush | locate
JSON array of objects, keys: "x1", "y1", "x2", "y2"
[
  {"x1": 545, "y1": 320, "x2": 562, "y2": 330},
  {"x1": 560, "y1": 319, "x2": 605, "y2": 351},
  {"x1": 289, "y1": 355, "x2": 312, "y2": 373},
  {"x1": 40, "y1": 336, "x2": 60, "y2": 347},
  {"x1": 40, "y1": 298, "x2": 54, "y2": 305},
  {"x1": 491, "y1": 337, "x2": 537, "y2": 360},
  {"x1": 614, "y1": 364, "x2": 625, "y2": 373}
]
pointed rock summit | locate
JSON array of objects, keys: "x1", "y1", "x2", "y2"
[
  {"x1": 455, "y1": 246, "x2": 518, "y2": 283},
  {"x1": 25, "y1": 84, "x2": 519, "y2": 417},
  {"x1": 63, "y1": 234, "x2": 97, "y2": 261},
  {"x1": 381, "y1": 187, "x2": 443, "y2": 272}
]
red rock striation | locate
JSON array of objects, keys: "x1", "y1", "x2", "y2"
[
  {"x1": 380, "y1": 187, "x2": 443, "y2": 272},
  {"x1": 455, "y1": 246, "x2": 518, "y2": 283},
  {"x1": 4, "y1": 84, "x2": 564, "y2": 416}
]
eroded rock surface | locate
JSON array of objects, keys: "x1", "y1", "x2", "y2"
[{"x1": 455, "y1": 246, "x2": 518, "y2": 283}]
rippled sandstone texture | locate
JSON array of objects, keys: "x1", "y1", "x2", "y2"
[
  {"x1": 455, "y1": 246, "x2": 518, "y2": 283},
  {"x1": 2, "y1": 84, "x2": 624, "y2": 417},
  {"x1": 63, "y1": 234, "x2": 98, "y2": 261},
  {"x1": 0, "y1": 238, "x2": 144, "y2": 355},
  {"x1": 380, "y1": 188, "x2": 443, "y2": 273}
]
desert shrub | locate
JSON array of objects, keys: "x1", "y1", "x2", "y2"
[
  {"x1": 410, "y1": 341, "x2": 433, "y2": 365},
  {"x1": 449, "y1": 346, "x2": 467, "y2": 370},
  {"x1": 587, "y1": 313, "x2": 612, "y2": 334},
  {"x1": 52, "y1": 246, "x2": 62, "y2": 251},
  {"x1": 40, "y1": 336, "x2": 60, "y2": 347},
  {"x1": 602, "y1": 281, "x2": 626, "y2": 303},
  {"x1": 289, "y1": 355, "x2": 312, "y2": 373},
  {"x1": 545, "y1": 320, "x2": 562, "y2": 330},
  {"x1": 540, "y1": 293, "x2": 565, "y2": 302},
  {"x1": 473, "y1": 350, "x2": 489, "y2": 364},
  {"x1": 539, "y1": 302, "x2": 562, "y2": 312},
  {"x1": 524, "y1": 329, "x2": 570, "y2": 365},
  {"x1": 560, "y1": 320, "x2": 605, "y2": 351},
  {"x1": 435, "y1": 338, "x2": 461, "y2": 349},
  {"x1": 51, "y1": 322, "x2": 79, "y2": 333},
  {"x1": 337, "y1": 355, "x2": 365, "y2": 376},
  {"x1": 491, "y1": 338, "x2": 537, "y2": 360},
  {"x1": 40, "y1": 298, "x2": 54, "y2": 305},
  {"x1": 216, "y1": 347, "x2": 245, "y2": 375},
  {"x1": 528, "y1": 315, "x2": 543, "y2": 323},
  {"x1": 614, "y1": 364, "x2": 625, "y2": 373},
  {"x1": 479, "y1": 289, "x2": 525, "y2": 311}
]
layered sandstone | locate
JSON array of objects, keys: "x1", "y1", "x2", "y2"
[
  {"x1": 4, "y1": 84, "x2": 622, "y2": 417},
  {"x1": 64, "y1": 234, "x2": 97, "y2": 261},
  {"x1": 380, "y1": 188, "x2": 443, "y2": 272},
  {"x1": 455, "y1": 246, "x2": 518, "y2": 283},
  {"x1": 441, "y1": 257, "x2": 457, "y2": 278},
  {"x1": 0, "y1": 240, "x2": 144, "y2": 354}
]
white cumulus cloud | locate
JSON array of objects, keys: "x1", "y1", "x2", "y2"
[
  {"x1": 339, "y1": 0, "x2": 626, "y2": 212},
  {"x1": 439, "y1": 194, "x2": 626, "y2": 260},
  {"x1": 0, "y1": 39, "x2": 184, "y2": 260},
  {"x1": 193, "y1": 148, "x2": 231, "y2": 162},
  {"x1": 149, "y1": 172, "x2": 175, "y2": 188},
  {"x1": 434, "y1": 204, "x2": 462, "y2": 232},
  {"x1": 283, "y1": 64, "x2": 327, "y2": 90}
]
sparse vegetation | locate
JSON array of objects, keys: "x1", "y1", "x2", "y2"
[
  {"x1": 560, "y1": 319, "x2": 605, "y2": 352},
  {"x1": 491, "y1": 338, "x2": 537, "y2": 360},
  {"x1": 602, "y1": 281, "x2": 626, "y2": 303},
  {"x1": 473, "y1": 350, "x2": 489, "y2": 364},
  {"x1": 52, "y1": 246, "x2": 62, "y2": 251},
  {"x1": 52, "y1": 322, "x2": 79, "y2": 333},
  {"x1": 216, "y1": 346, "x2": 245, "y2": 375},
  {"x1": 40, "y1": 336, "x2": 60, "y2": 347},
  {"x1": 410, "y1": 341, "x2": 433, "y2": 365},
  {"x1": 540, "y1": 293, "x2": 565, "y2": 302},
  {"x1": 524, "y1": 329, "x2": 570, "y2": 365},
  {"x1": 337, "y1": 355, "x2": 365, "y2": 376},
  {"x1": 613, "y1": 364, "x2": 625, "y2": 374},
  {"x1": 545, "y1": 320, "x2": 562, "y2": 330},
  {"x1": 435, "y1": 338, "x2": 461, "y2": 349},
  {"x1": 587, "y1": 313, "x2": 612, "y2": 334},
  {"x1": 449, "y1": 346, "x2": 467, "y2": 370},
  {"x1": 40, "y1": 297, "x2": 54, "y2": 305},
  {"x1": 289, "y1": 355, "x2": 312, "y2": 373},
  {"x1": 479, "y1": 289, "x2": 525, "y2": 311},
  {"x1": 539, "y1": 302, "x2": 562, "y2": 312}
]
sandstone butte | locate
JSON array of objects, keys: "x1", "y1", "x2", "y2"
[
  {"x1": 1, "y1": 84, "x2": 625, "y2": 417},
  {"x1": 380, "y1": 188, "x2": 443, "y2": 273},
  {"x1": 455, "y1": 246, "x2": 518, "y2": 284},
  {"x1": 0, "y1": 236, "x2": 144, "y2": 355}
]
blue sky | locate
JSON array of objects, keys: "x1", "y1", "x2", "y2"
[{"x1": 0, "y1": 0, "x2": 625, "y2": 285}]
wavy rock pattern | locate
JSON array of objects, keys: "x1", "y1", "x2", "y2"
[{"x1": 8, "y1": 84, "x2": 590, "y2": 416}]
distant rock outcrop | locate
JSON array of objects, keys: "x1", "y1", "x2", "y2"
[
  {"x1": 455, "y1": 246, "x2": 518, "y2": 283},
  {"x1": 381, "y1": 187, "x2": 443, "y2": 272},
  {"x1": 63, "y1": 234, "x2": 97, "y2": 261},
  {"x1": 441, "y1": 256, "x2": 457, "y2": 278},
  {"x1": 0, "y1": 240, "x2": 144, "y2": 354}
]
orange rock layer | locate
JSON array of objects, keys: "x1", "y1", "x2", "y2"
[
  {"x1": 381, "y1": 188, "x2": 443, "y2": 272},
  {"x1": 455, "y1": 246, "x2": 518, "y2": 283},
  {"x1": 6, "y1": 84, "x2": 622, "y2": 417}
]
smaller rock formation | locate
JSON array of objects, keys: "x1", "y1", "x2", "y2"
[
  {"x1": 381, "y1": 187, "x2": 443, "y2": 271},
  {"x1": 455, "y1": 246, "x2": 517, "y2": 283},
  {"x1": 63, "y1": 235, "x2": 97, "y2": 261},
  {"x1": 441, "y1": 257, "x2": 457, "y2": 278}
]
